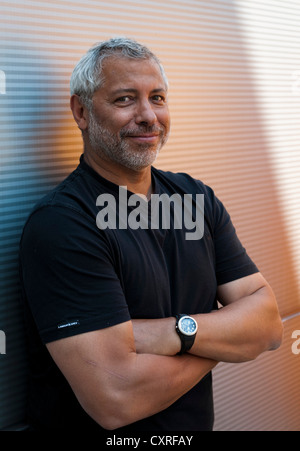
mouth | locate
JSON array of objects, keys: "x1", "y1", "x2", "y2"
[{"x1": 126, "y1": 134, "x2": 160, "y2": 144}]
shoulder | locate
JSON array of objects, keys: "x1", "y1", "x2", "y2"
[
  {"x1": 152, "y1": 166, "x2": 214, "y2": 194},
  {"x1": 21, "y1": 164, "x2": 99, "y2": 240},
  {"x1": 31, "y1": 164, "x2": 94, "y2": 215},
  {"x1": 152, "y1": 166, "x2": 218, "y2": 209},
  {"x1": 151, "y1": 167, "x2": 233, "y2": 234},
  {"x1": 20, "y1": 206, "x2": 100, "y2": 268}
]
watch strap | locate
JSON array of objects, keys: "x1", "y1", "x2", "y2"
[{"x1": 175, "y1": 314, "x2": 197, "y2": 355}]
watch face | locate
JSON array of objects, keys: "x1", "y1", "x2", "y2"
[{"x1": 178, "y1": 316, "x2": 198, "y2": 336}]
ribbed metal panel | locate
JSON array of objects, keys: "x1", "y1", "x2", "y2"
[
  {"x1": 213, "y1": 316, "x2": 300, "y2": 431},
  {"x1": 0, "y1": 0, "x2": 299, "y2": 430}
]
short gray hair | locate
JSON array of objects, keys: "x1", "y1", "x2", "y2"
[{"x1": 70, "y1": 37, "x2": 168, "y2": 108}]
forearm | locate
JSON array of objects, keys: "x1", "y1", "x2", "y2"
[
  {"x1": 50, "y1": 323, "x2": 217, "y2": 431},
  {"x1": 109, "y1": 352, "x2": 217, "y2": 429},
  {"x1": 132, "y1": 286, "x2": 283, "y2": 363},
  {"x1": 191, "y1": 286, "x2": 282, "y2": 362}
]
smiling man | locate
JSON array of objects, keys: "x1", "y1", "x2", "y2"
[
  {"x1": 70, "y1": 43, "x2": 170, "y2": 198},
  {"x1": 19, "y1": 37, "x2": 283, "y2": 432},
  {"x1": 80, "y1": 58, "x2": 169, "y2": 174}
]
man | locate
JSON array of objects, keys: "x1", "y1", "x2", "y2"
[{"x1": 19, "y1": 37, "x2": 283, "y2": 431}]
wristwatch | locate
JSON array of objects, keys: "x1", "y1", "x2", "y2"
[{"x1": 175, "y1": 314, "x2": 198, "y2": 355}]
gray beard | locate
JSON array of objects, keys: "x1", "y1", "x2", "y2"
[{"x1": 87, "y1": 111, "x2": 168, "y2": 171}]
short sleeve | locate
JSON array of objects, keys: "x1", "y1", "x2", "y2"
[
  {"x1": 20, "y1": 205, "x2": 130, "y2": 344},
  {"x1": 210, "y1": 192, "x2": 259, "y2": 286}
]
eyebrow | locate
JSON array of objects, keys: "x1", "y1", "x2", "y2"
[{"x1": 111, "y1": 88, "x2": 167, "y2": 96}]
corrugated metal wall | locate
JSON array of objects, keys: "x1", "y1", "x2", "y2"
[{"x1": 0, "y1": 0, "x2": 299, "y2": 431}]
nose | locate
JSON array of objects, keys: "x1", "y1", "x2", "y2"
[{"x1": 135, "y1": 98, "x2": 157, "y2": 126}]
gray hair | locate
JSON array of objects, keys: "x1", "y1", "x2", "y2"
[{"x1": 70, "y1": 37, "x2": 168, "y2": 109}]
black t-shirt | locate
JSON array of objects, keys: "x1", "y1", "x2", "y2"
[{"x1": 19, "y1": 155, "x2": 258, "y2": 431}]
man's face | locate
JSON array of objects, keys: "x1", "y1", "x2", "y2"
[{"x1": 86, "y1": 56, "x2": 170, "y2": 171}]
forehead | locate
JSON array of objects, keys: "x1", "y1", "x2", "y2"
[{"x1": 100, "y1": 56, "x2": 167, "y2": 92}]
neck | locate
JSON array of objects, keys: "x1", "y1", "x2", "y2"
[{"x1": 83, "y1": 150, "x2": 153, "y2": 199}]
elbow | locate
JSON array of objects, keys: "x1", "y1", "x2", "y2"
[
  {"x1": 240, "y1": 314, "x2": 284, "y2": 363},
  {"x1": 86, "y1": 405, "x2": 131, "y2": 431},
  {"x1": 83, "y1": 392, "x2": 136, "y2": 431},
  {"x1": 98, "y1": 408, "x2": 139, "y2": 431},
  {"x1": 99, "y1": 416, "x2": 127, "y2": 431},
  {"x1": 95, "y1": 409, "x2": 123, "y2": 431},
  {"x1": 267, "y1": 315, "x2": 284, "y2": 352},
  {"x1": 256, "y1": 291, "x2": 284, "y2": 357},
  {"x1": 257, "y1": 283, "x2": 284, "y2": 353},
  {"x1": 266, "y1": 289, "x2": 284, "y2": 351},
  {"x1": 264, "y1": 298, "x2": 284, "y2": 353},
  {"x1": 253, "y1": 313, "x2": 284, "y2": 360}
]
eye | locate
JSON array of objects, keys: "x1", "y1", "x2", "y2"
[
  {"x1": 114, "y1": 96, "x2": 134, "y2": 105},
  {"x1": 152, "y1": 95, "x2": 166, "y2": 104}
]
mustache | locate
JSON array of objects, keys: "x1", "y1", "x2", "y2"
[{"x1": 120, "y1": 126, "x2": 164, "y2": 138}]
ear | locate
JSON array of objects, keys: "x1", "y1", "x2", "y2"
[{"x1": 70, "y1": 94, "x2": 89, "y2": 131}]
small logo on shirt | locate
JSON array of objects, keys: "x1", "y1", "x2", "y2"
[{"x1": 57, "y1": 320, "x2": 80, "y2": 330}]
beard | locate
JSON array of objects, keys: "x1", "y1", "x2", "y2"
[{"x1": 87, "y1": 110, "x2": 169, "y2": 171}]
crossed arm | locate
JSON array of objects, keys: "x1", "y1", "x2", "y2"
[
  {"x1": 46, "y1": 272, "x2": 283, "y2": 430},
  {"x1": 133, "y1": 272, "x2": 283, "y2": 363}
]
